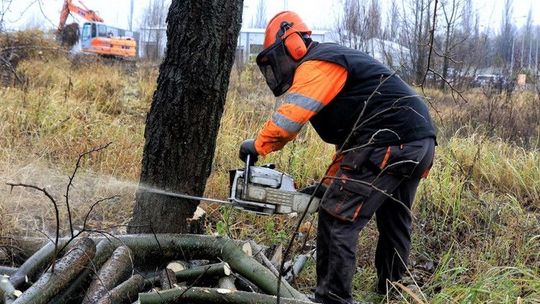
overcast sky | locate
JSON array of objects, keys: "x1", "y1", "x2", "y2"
[{"x1": 2, "y1": 0, "x2": 539, "y2": 33}]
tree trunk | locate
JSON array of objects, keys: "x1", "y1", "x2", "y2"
[{"x1": 127, "y1": 0, "x2": 244, "y2": 233}]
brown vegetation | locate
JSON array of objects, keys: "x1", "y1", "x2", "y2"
[{"x1": 0, "y1": 32, "x2": 538, "y2": 302}]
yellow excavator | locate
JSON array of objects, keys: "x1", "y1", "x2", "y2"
[{"x1": 57, "y1": 0, "x2": 137, "y2": 59}]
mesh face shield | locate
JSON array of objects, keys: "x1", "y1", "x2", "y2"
[{"x1": 256, "y1": 41, "x2": 299, "y2": 97}]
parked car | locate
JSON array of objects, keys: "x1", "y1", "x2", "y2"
[{"x1": 473, "y1": 74, "x2": 498, "y2": 87}]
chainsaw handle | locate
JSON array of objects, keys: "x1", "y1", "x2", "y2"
[
  {"x1": 261, "y1": 163, "x2": 276, "y2": 169},
  {"x1": 243, "y1": 155, "x2": 251, "y2": 196}
]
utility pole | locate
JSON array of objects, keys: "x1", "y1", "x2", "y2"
[{"x1": 129, "y1": 0, "x2": 134, "y2": 31}]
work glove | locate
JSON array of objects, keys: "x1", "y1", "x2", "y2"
[
  {"x1": 298, "y1": 183, "x2": 328, "y2": 199},
  {"x1": 239, "y1": 139, "x2": 258, "y2": 165}
]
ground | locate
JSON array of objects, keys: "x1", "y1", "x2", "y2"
[{"x1": 0, "y1": 41, "x2": 539, "y2": 302}]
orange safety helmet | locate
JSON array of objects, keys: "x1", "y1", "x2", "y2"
[{"x1": 263, "y1": 11, "x2": 312, "y2": 60}]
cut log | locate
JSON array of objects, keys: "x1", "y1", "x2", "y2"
[
  {"x1": 234, "y1": 240, "x2": 253, "y2": 256},
  {"x1": 187, "y1": 206, "x2": 207, "y2": 234},
  {"x1": 270, "y1": 244, "x2": 283, "y2": 270},
  {"x1": 138, "y1": 286, "x2": 313, "y2": 304},
  {"x1": 0, "y1": 267, "x2": 17, "y2": 277},
  {"x1": 249, "y1": 240, "x2": 280, "y2": 277},
  {"x1": 146, "y1": 262, "x2": 231, "y2": 286},
  {"x1": 13, "y1": 238, "x2": 96, "y2": 304},
  {"x1": 188, "y1": 260, "x2": 209, "y2": 267},
  {"x1": 83, "y1": 246, "x2": 133, "y2": 304},
  {"x1": 9, "y1": 242, "x2": 56, "y2": 289},
  {"x1": 165, "y1": 261, "x2": 188, "y2": 273},
  {"x1": 159, "y1": 269, "x2": 177, "y2": 290},
  {"x1": 285, "y1": 254, "x2": 309, "y2": 282},
  {"x1": 218, "y1": 276, "x2": 236, "y2": 291},
  {"x1": 16, "y1": 234, "x2": 308, "y2": 300},
  {"x1": 175, "y1": 262, "x2": 231, "y2": 282},
  {"x1": 1, "y1": 275, "x2": 18, "y2": 304},
  {"x1": 234, "y1": 274, "x2": 262, "y2": 293},
  {"x1": 96, "y1": 274, "x2": 145, "y2": 304},
  {"x1": 49, "y1": 240, "x2": 116, "y2": 304}
]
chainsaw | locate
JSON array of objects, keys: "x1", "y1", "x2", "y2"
[
  {"x1": 227, "y1": 156, "x2": 320, "y2": 215},
  {"x1": 149, "y1": 155, "x2": 320, "y2": 215}
]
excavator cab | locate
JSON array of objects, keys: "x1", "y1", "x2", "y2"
[{"x1": 80, "y1": 22, "x2": 137, "y2": 59}]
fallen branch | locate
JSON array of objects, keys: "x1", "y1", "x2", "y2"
[
  {"x1": 83, "y1": 246, "x2": 133, "y2": 304},
  {"x1": 234, "y1": 274, "x2": 262, "y2": 293},
  {"x1": 284, "y1": 254, "x2": 309, "y2": 283},
  {"x1": 14, "y1": 234, "x2": 308, "y2": 300},
  {"x1": 159, "y1": 269, "x2": 177, "y2": 290},
  {"x1": 105, "y1": 234, "x2": 306, "y2": 299},
  {"x1": 96, "y1": 274, "x2": 145, "y2": 304},
  {"x1": 1, "y1": 275, "x2": 19, "y2": 304},
  {"x1": 174, "y1": 262, "x2": 231, "y2": 282},
  {"x1": 138, "y1": 286, "x2": 313, "y2": 304},
  {"x1": 49, "y1": 240, "x2": 116, "y2": 304},
  {"x1": 13, "y1": 237, "x2": 96, "y2": 304},
  {"x1": 146, "y1": 262, "x2": 230, "y2": 286},
  {"x1": 9, "y1": 242, "x2": 60, "y2": 289},
  {"x1": 249, "y1": 240, "x2": 280, "y2": 277},
  {"x1": 0, "y1": 267, "x2": 17, "y2": 276},
  {"x1": 218, "y1": 276, "x2": 236, "y2": 290}
]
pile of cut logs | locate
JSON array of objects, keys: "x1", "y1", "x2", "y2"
[{"x1": 0, "y1": 234, "x2": 312, "y2": 304}]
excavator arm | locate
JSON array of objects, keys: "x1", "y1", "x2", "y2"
[{"x1": 58, "y1": 0, "x2": 104, "y2": 31}]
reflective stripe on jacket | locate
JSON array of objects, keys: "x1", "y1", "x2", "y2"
[{"x1": 254, "y1": 60, "x2": 347, "y2": 156}]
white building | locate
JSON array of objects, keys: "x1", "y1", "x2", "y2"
[
  {"x1": 236, "y1": 28, "x2": 334, "y2": 63},
  {"x1": 138, "y1": 27, "x2": 334, "y2": 62},
  {"x1": 363, "y1": 38, "x2": 412, "y2": 71}
]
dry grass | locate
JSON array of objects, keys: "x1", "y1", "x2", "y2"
[{"x1": 0, "y1": 32, "x2": 539, "y2": 302}]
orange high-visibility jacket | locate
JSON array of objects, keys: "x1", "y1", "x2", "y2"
[{"x1": 254, "y1": 60, "x2": 347, "y2": 156}]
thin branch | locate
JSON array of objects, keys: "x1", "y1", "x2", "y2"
[
  {"x1": 421, "y1": 0, "x2": 439, "y2": 87},
  {"x1": 65, "y1": 142, "x2": 112, "y2": 237},
  {"x1": 5, "y1": 182, "x2": 60, "y2": 272}
]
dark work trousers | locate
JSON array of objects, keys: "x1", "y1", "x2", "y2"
[{"x1": 315, "y1": 137, "x2": 435, "y2": 304}]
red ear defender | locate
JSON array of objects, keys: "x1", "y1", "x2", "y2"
[{"x1": 284, "y1": 32, "x2": 307, "y2": 61}]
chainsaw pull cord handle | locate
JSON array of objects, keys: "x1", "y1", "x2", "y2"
[{"x1": 243, "y1": 154, "x2": 250, "y2": 198}]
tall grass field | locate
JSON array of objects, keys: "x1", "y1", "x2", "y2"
[{"x1": 0, "y1": 33, "x2": 538, "y2": 303}]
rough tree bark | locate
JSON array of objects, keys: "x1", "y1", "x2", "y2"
[{"x1": 128, "y1": 0, "x2": 244, "y2": 233}]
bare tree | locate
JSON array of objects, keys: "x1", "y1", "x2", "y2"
[
  {"x1": 498, "y1": 0, "x2": 514, "y2": 72},
  {"x1": 334, "y1": 0, "x2": 365, "y2": 50},
  {"x1": 253, "y1": 0, "x2": 266, "y2": 28},
  {"x1": 398, "y1": 0, "x2": 435, "y2": 84},
  {"x1": 365, "y1": 0, "x2": 381, "y2": 40},
  {"x1": 0, "y1": 0, "x2": 14, "y2": 32},
  {"x1": 438, "y1": 0, "x2": 466, "y2": 89},
  {"x1": 525, "y1": 5, "x2": 533, "y2": 70},
  {"x1": 140, "y1": 0, "x2": 169, "y2": 60},
  {"x1": 128, "y1": 0, "x2": 243, "y2": 234},
  {"x1": 453, "y1": 8, "x2": 490, "y2": 88},
  {"x1": 383, "y1": 0, "x2": 400, "y2": 41}
]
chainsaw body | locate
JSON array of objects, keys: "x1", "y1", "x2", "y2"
[{"x1": 228, "y1": 164, "x2": 320, "y2": 215}]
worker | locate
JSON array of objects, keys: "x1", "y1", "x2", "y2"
[{"x1": 239, "y1": 11, "x2": 436, "y2": 304}]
